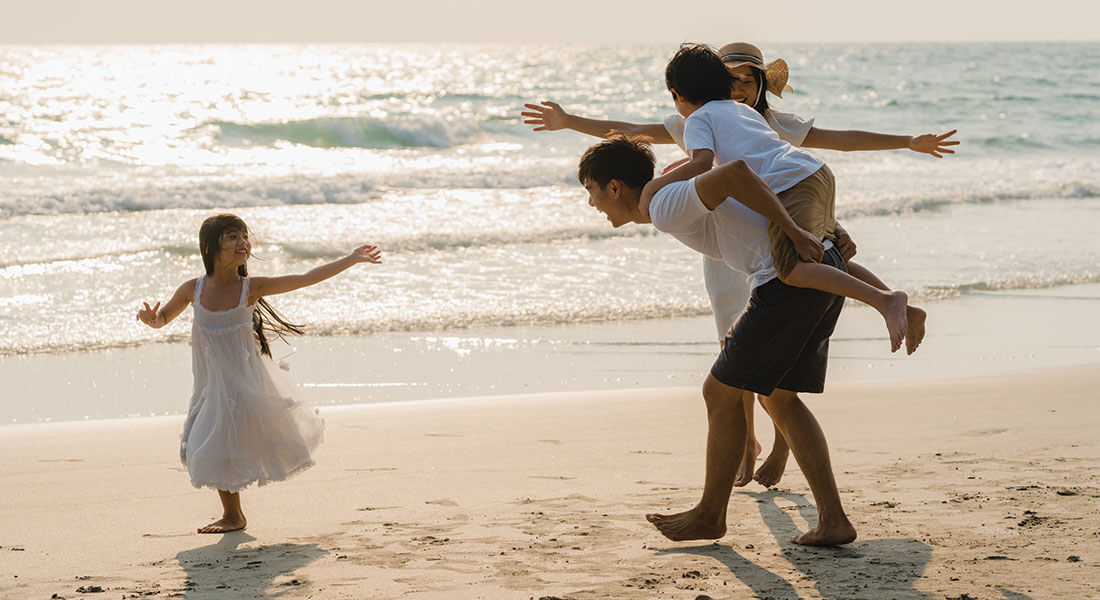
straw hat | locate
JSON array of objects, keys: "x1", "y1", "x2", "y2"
[{"x1": 717, "y1": 42, "x2": 793, "y2": 97}]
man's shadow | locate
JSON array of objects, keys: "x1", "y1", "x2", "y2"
[
  {"x1": 659, "y1": 490, "x2": 1033, "y2": 600},
  {"x1": 174, "y1": 532, "x2": 326, "y2": 599}
]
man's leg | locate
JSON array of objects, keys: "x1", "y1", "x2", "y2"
[
  {"x1": 646, "y1": 374, "x2": 749, "y2": 541},
  {"x1": 758, "y1": 389, "x2": 856, "y2": 546}
]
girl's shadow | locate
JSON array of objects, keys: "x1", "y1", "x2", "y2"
[{"x1": 174, "y1": 532, "x2": 326, "y2": 598}]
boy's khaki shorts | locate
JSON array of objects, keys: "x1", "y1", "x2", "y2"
[{"x1": 767, "y1": 165, "x2": 836, "y2": 279}]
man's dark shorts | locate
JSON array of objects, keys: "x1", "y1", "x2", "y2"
[{"x1": 711, "y1": 246, "x2": 847, "y2": 396}]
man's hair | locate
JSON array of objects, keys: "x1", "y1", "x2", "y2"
[
  {"x1": 577, "y1": 134, "x2": 655, "y2": 189},
  {"x1": 666, "y1": 43, "x2": 735, "y2": 105}
]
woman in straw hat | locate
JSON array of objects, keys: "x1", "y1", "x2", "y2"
[{"x1": 522, "y1": 41, "x2": 957, "y2": 490}]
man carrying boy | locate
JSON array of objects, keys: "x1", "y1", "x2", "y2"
[{"x1": 577, "y1": 133, "x2": 857, "y2": 545}]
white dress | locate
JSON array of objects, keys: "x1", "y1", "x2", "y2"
[{"x1": 180, "y1": 275, "x2": 324, "y2": 492}]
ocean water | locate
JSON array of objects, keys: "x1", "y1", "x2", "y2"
[{"x1": 1, "y1": 42, "x2": 1099, "y2": 357}]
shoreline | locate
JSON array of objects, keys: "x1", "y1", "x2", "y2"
[{"x1": 3, "y1": 282, "x2": 1100, "y2": 425}]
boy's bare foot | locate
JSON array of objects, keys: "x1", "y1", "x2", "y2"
[
  {"x1": 645, "y1": 508, "x2": 726, "y2": 542},
  {"x1": 881, "y1": 291, "x2": 909, "y2": 353},
  {"x1": 197, "y1": 515, "x2": 246, "y2": 534},
  {"x1": 905, "y1": 305, "x2": 927, "y2": 355},
  {"x1": 792, "y1": 519, "x2": 857, "y2": 546},
  {"x1": 733, "y1": 439, "x2": 762, "y2": 487},
  {"x1": 754, "y1": 445, "x2": 790, "y2": 488}
]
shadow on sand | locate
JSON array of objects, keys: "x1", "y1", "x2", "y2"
[
  {"x1": 658, "y1": 490, "x2": 1035, "y2": 600},
  {"x1": 175, "y1": 532, "x2": 326, "y2": 599}
]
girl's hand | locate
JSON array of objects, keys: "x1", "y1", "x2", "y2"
[
  {"x1": 909, "y1": 129, "x2": 959, "y2": 157},
  {"x1": 137, "y1": 301, "x2": 161, "y2": 326},
  {"x1": 521, "y1": 101, "x2": 569, "y2": 131},
  {"x1": 349, "y1": 245, "x2": 383, "y2": 264}
]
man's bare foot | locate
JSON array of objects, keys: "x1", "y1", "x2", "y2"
[
  {"x1": 197, "y1": 515, "x2": 246, "y2": 534},
  {"x1": 792, "y1": 520, "x2": 857, "y2": 546},
  {"x1": 754, "y1": 446, "x2": 789, "y2": 488},
  {"x1": 881, "y1": 291, "x2": 909, "y2": 353},
  {"x1": 905, "y1": 305, "x2": 927, "y2": 355},
  {"x1": 733, "y1": 439, "x2": 762, "y2": 487},
  {"x1": 645, "y1": 508, "x2": 726, "y2": 542}
]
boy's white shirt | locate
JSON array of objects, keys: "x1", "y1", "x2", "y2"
[
  {"x1": 681, "y1": 100, "x2": 823, "y2": 194},
  {"x1": 648, "y1": 178, "x2": 778, "y2": 290},
  {"x1": 663, "y1": 108, "x2": 815, "y2": 152}
]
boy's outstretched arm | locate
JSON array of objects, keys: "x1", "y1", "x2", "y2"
[
  {"x1": 803, "y1": 127, "x2": 958, "y2": 157},
  {"x1": 521, "y1": 101, "x2": 673, "y2": 143},
  {"x1": 693, "y1": 160, "x2": 824, "y2": 263},
  {"x1": 251, "y1": 245, "x2": 382, "y2": 299}
]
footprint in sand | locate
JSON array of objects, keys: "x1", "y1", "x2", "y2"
[
  {"x1": 962, "y1": 427, "x2": 1010, "y2": 437},
  {"x1": 425, "y1": 498, "x2": 458, "y2": 507},
  {"x1": 346, "y1": 467, "x2": 397, "y2": 472},
  {"x1": 529, "y1": 475, "x2": 577, "y2": 480}
]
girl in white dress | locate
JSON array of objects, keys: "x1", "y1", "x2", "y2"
[{"x1": 137, "y1": 213, "x2": 382, "y2": 533}]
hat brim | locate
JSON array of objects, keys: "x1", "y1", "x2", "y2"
[{"x1": 723, "y1": 57, "x2": 792, "y2": 98}]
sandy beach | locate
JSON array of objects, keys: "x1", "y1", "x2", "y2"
[
  {"x1": 2, "y1": 31, "x2": 1099, "y2": 600},
  {"x1": 2, "y1": 356, "x2": 1098, "y2": 598}
]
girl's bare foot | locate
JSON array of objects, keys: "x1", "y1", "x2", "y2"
[
  {"x1": 905, "y1": 305, "x2": 927, "y2": 355},
  {"x1": 733, "y1": 439, "x2": 762, "y2": 487},
  {"x1": 792, "y1": 519, "x2": 857, "y2": 546},
  {"x1": 197, "y1": 515, "x2": 246, "y2": 534},
  {"x1": 754, "y1": 445, "x2": 790, "y2": 488},
  {"x1": 881, "y1": 291, "x2": 909, "y2": 353},
  {"x1": 645, "y1": 508, "x2": 726, "y2": 542}
]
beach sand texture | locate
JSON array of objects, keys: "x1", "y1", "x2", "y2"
[{"x1": 1, "y1": 365, "x2": 1097, "y2": 599}]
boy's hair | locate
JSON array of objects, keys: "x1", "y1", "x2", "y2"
[
  {"x1": 666, "y1": 43, "x2": 735, "y2": 105},
  {"x1": 577, "y1": 134, "x2": 655, "y2": 190}
]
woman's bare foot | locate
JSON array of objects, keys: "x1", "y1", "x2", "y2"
[
  {"x1": 905, "y1": 305, "x2": 927, "y2": 355},
  {"x1": 645, "y1": 508, "x2": 726, "y2": 542},
  {"x1": 792, "y1": 519, "x2": 857, "y2": 546},
  {"x1": 754, "y1": 445, "x2": 790, "y2": 488},
  {"x1": 733, "y1": 439, "x2": 762, "y2": 487},
  {"x1": 880, "y1": 290, "x2": 909, "y2": 353},
  {"x1": 197, "y1": 515, "x2": 246, "y2": 534}
]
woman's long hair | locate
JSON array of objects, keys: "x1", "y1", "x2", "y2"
[
  {"x1": 198, "y1": 214, "x2": 304, "y2": 357},
  {"x1": 750, "y1": 69, "x2": 769, "y2": 116}
]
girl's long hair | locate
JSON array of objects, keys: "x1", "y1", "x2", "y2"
[{"x1": 198, "y1": 214, "x2": 304, "y2": 357}]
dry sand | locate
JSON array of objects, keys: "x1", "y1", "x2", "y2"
[{"x1": 2, "y1": 363, "x2": 1098, "y2": 599}]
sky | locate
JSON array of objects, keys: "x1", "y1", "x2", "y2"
[{"x1": 1, "y1": 0, "x2": 1097, "y2": 44}]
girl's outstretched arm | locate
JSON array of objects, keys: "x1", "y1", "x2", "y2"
[
  {"x1": 802, "y1": 127, "x2": 958, "y2": 157},
  {"x1": 137, "y1": 278, "x2": 197, "y2": 329},
  {"x1": 250, "y1": 244, "x2": 382, "y2": 301},
  {"x1": 521, "y1": 101, "x2": 674, "y2": 143}
]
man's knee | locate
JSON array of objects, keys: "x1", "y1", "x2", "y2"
[
  {"x1": 702, "y1": 374, "x2": 748, "y2": 410},
  {"x1": 759, "y1": 389, "x2": 800, "y2": 414}
]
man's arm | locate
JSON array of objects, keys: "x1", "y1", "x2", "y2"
[
  {"x1": 521, "y1": 101, "x2": 674, "y2": 143},
  {"x1": 693, "y1": 160, "x2": 824, "y2": 263},
  {"x1": 802, "y1": 127, "x2": 958, "y2": 157}
]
